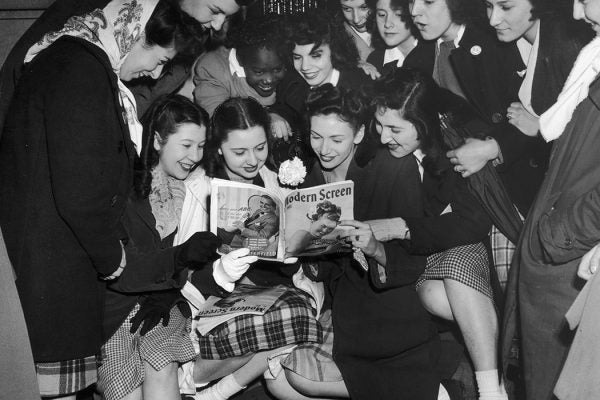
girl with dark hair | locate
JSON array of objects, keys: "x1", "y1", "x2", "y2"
[
  {"x1": 96, "y1": 94, "x2": 224, "y2": 400},
  {"x1": 0, "y1": 1, "x2": 207, "y2": 398},
  {"x1": 267, "y1": 83, "x2": 443, "y2": 400},
  {"x1": 338, "y1": 0, "x2": 375, "y2": 62},
  {"x1": 365, "y1": 0, "x2": 418, "y2": 75},
  {"x1": 190, "y1": 14, "x2": 288, "y2": 120},
  {"x1": 274, "y1": 10, "x2": 373, "y2": 128},
  {"x1": 365, "y1": 68, "x2": 506, "y2": 400},
  {"x1": 179, "y1": 97, "x2": 321, "y2": 400}
]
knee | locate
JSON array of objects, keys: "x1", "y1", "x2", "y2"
[
  {"x1": 418, "y1": 281, "x2": 453, "y2": 320},
  {"x1": 144, "y1": 361, "x2": 177, "y2": 384},
  {"x1": 264, "y1": 371, "x2": 297, "y2": 400}
]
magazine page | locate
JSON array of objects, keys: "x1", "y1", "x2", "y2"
[
  {"x1": 195, "y1": 284, "x2": 287, "y2": 335},
  {"x1": 210, "y1": 179, "x2": 285, "y2": 260},
  {"x1": 283, "y1": 181, "x2": 354, "y2": 258}
]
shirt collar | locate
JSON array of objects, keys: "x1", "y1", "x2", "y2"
[
  {"x1": 328, "y1": 69, "x2": 341, "y2": 86},
  {"x1": 383, "y1": 39, "x2": 419, "y2": 67},
  {"x1": 228, "y1": 48, "x2": 246, "y2": 78},
  {"x1": 436, "y1": 24, "x2": 466, "y2": 49}
]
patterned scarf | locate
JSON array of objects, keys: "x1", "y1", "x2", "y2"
[
  {"x1": 149, "y1": 167, "x2": 186, "y2": 239},
  {"x1": 24, "y1": 0, "x2": 161, "y2": 155}
]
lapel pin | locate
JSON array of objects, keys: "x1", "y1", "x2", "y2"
[{"x1": 470, "y1": 45, "x2": 482, "y2": 56}]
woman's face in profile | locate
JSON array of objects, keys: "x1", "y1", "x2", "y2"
[
  {"x1": 486, "y1": 0, "x2": 536, "y2": 43},
  {"x1": 120, "y1": 41, "x2": 176, "y2": 82},
  {"x1": 375, "y1": 106, "x2": 420, "y2": 158},
  {"x1": 309, "y1": 214, "x2": 338, "y2": 238}
]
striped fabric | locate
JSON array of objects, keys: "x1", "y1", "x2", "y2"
[{"x1": 36, "y1": 355, "x2": 98, "y2": 396}]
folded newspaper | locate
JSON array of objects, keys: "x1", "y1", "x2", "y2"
[
  {"x1": 195, "y1": 284, "x2": 286, "y2": 335},
  {"x1": 210, "y1": 178, "x2": 354, "y2": 260}
]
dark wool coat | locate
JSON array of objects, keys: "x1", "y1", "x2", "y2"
[
  {"x1": 104, "y1": 196, "x2": 221, "y2": 340},
  {"x1": 303, "y1": 149, "x2": 441, "y2": 400},
  {"x1": 502, "y1": 76, "x2": 600, "y2": 400},
  {"x1": 0, "y1": 37, "x2": 134, "y2": 362},
  {"x1": 404, "y1": 22, "x2": 591, "y2": 215}
]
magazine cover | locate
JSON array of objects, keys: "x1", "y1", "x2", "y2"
[
  {"x1": 210, "y1": 179, "x2": 354, "y2": 260},
  {"x1": 284, "y1": 181, "x2": 354, "y2": 257},
  {"x1": 210, "y1": 179, "x2": 284, "y2": 259},
  {"x1": 195, "y1": 284, "x2": 286, "y2": 335}
]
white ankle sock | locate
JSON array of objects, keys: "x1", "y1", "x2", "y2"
[
  {"x1": 475, "y1": 369, "x2": 508, "y2": 400},
  {"x1": 195, "y1": 374, "x2": 246, "y2": 400}
]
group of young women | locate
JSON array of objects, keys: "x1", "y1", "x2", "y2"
[{"x1": 1, "y1": 0, "x2": 597, "y2": 399}]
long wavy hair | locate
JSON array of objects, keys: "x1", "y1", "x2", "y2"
[
  {"x1": 134, "y1": 94, "x2": 208, "y2": 199},
  {"x1": 203, "y1": 97, "x2": 275, "y2": 177},
  {"x1": 286, "y1": 9, "x2": 359, "y2": 70}
]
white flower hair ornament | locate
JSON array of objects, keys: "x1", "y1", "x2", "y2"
[{"x1": 278, "y1": 156, "x2": 307, "y2": 187}]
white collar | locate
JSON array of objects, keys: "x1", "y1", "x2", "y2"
[
  {"x1": 436, "y1": 24, "x2": 465, "y2": 49},
  {"x1": 327, "y1": 69, "x2": 341, "y2": 87},
  {"x1": 383, "y1": 39, "x2": 419, "y2": 67},
  {"x1": 413, "y1": 148, "x2": 425, "y2": 181},
  {"x1": 350, "y1": 25, "x2": 372, "y2": 46},
  {"x1": 228, "y1": 48, "x2": 246, "y2": 78}
]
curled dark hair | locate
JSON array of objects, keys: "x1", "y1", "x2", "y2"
[
  {"x1": 365, "y1": 68, "x2": 443, "y2": 159},
  {"x1": 528, "y1": 0, "x2": 574, "y2": 20},
  {"x1": 226, "y1": 14, "x2": 290, "y2": 68},
  {"x1": 442, "y1": 0, "x2": 487, "y2": 26},
  {"x1": 308, "y1": 200, "x2": 341, "y2": 222},
  {"x1": 366, "y1": 0, "x2": 418, "y2": 49},
  {"x1": 203, "y1": 97, "x2": 274, "y2": 177},
  {"x1": 135, "y1": 94, "x2": 209, "y2": 199},
  {"x1": 286, "y1": 10, "x2": 359, "y2": 70},
  {"x1": 144, "y1": 0, "x2": 207, "y2": 60},
  {"x1": 305, "y1": 84, "x2": 368, "y2": 133}
]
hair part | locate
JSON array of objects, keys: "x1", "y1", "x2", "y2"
[
  {"x1": 203, "y1": 97, "x2": 274, "y2": 177},
  {"x1": 305, "y1": 84, "x2": 368, "y2": 133},
  {"x1": 287, "y1": 10, "x2": 359, "y2": 70},
  {"x1": 134, "y1": 94, "x2": 209, "y2": 199},
  {"x1": 365, "y1": 68, "x2": 443, "y2": 160}
]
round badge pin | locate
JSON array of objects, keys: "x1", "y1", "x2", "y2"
[{"x1": 470, "y1": 45, "x2": 482, "y2": 56}]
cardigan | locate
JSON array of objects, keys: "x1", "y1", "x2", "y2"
[{"x1": 0, "y1": 37, "x2": 134, "y2": 361}]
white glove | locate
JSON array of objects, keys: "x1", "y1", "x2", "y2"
[{"x1": 212, "y1": 248, "x2": 258, "y2": 292}]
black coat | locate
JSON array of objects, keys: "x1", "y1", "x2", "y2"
[
  {"x1": 0, "y1": 37, "x2": 134, "y2": 361},
  {"x1": 104, "y1": 196, "x2": 222, "y2": 339},
  {"x1": 404, "y1": 22, "x2": 591, "y2": 215},
  {"x1": 0, "y1": 0, "x2": 194, "y2": 135},
  {"x1": 303, "y1": 150, "x2": 440, "y2": 400}
]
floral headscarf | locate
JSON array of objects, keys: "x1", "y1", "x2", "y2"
[{"x1": 25, "y1": 0, "x2": 162, "y2": 155}]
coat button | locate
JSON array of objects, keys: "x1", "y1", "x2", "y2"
[
  {"x1": 491, "y1": 112, "x2": 504, "y2": 124},
  {"x1": 110, "y1": 195, "x2": 118, "y2": 207},
  {"x1": 565, "y1": 238, "x2": 573, "y2": 248}
]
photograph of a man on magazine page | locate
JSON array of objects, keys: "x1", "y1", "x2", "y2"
[{"x1": 210, "y1": 178, "x2": 355, "y2": 260}]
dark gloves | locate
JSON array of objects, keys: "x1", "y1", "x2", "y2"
[
  {"x1": 130, "y1": 289, "x2": 191, "y2": 335},
  {"x1": 175, "y1": 231, "x2": 221, "y2": 270}
]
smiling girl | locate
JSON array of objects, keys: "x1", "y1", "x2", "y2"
[
  {"x1": 365, "y1": 0, "x2": 418, "y2": 75},
  {"x1": 179, "y1": 97, "x2": 321, "y2": 400},
  {"x1": 97, "y1": 94, "x2": 223, "y2": 400},
  {"x1": 267, "y1": 84, "x2": 443, "y2": 400}
]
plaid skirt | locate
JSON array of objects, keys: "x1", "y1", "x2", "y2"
[
  {"x1": 36, "y1": 355, "x2": 99, "y2": 396},
  {"x1": 98, "y1": 303, "x2": 196, "y2": 400},
  {"x1": 197, "y1": 287, "x2": 323, "y2": 360},
  {"x1": 417, "y1": 242, "x2": 492, "y2": 299},
  {"x1": 280, "y1": 309, "x2": 343, "y2": 382}
]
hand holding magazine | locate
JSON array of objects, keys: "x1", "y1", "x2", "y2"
[{"x1": 210, "y1": 178, "x2": 354, "y2": 261}]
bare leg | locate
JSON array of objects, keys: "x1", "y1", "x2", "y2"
[
  {"x1": 44, "y1": 396, "x2": 77, "y2": 400},
  {"x1": 142, "y1": 361, "x2": 180, "y2": 400},
  {"x1": 116, "y1": 386, "x2": 142, "y2": 400},
  {"x1": 417, "y1": 279, "x2": 498, "y2": 370},
  {"x1": 193, "y1": 354, "x2": 253, "y2": 384},
  {"x1": 266, "y1": 369, "x2": 348, "y2": 400}
]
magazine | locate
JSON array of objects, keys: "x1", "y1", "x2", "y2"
[
  {"x1": 210, "y1": 178, "x2": 354, "y2": 260},
  {"x1": 195, "y1": 284, "x2": 286, "y2": 335}
]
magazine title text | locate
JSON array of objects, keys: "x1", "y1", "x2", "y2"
[{"x1": 285, "y1": 186, "x2": 352, "y2": 207}]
